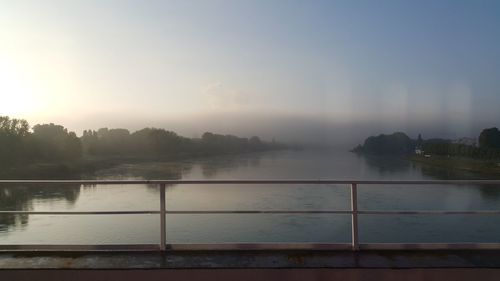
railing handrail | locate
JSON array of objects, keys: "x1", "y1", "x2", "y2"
[
  {"x1": 2, "y1": 179, "x2": 500, "y2": 252},
  {"x1": 1, "y1": 179, "x2": 500, "y2": 185}
]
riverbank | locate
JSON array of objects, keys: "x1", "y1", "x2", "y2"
[
  {"x1": 410, "y1": 155, "x2": 500, "y2": 175},
  {"x1": 0, "y1": 148, "x2": 292, "y2": 179},
  {"x1": 0, "y1": 157, "x2": 123, "y2": 179}
]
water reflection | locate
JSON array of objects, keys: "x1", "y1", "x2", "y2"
[
  {"x1": 420, "y1": 165, "x2": 478, "y2": 180},
  {"x1": 0, "y1": 153, "x2": 265, "y2": 233},
  {"x1": 419, "y1": 164, "x2": 500, "y2": 200},
  {"x1": 359, "y1": 154, "x2": 412, "y2": 174},
  {"x1": 476, "y1": 185, "x2": 500, "y2": 200},
  {"x1": 358, "y1": 153, "x2": 500, "y2": 201},
  {"x1": 0, "y1": 184, "x2": 80, "y2": 232},
  {"x1": 2, "y1": 149, "x2": 500, "y2": 244},
  {"x1": 88, "y1": 162, "x2": 190, "y2": 180},
  {"x1": 199, "y1": 153, "x2": 262, "y2": 178}
]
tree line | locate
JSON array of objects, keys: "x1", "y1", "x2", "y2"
[
  {"x1": 0, "y1": 116, "x2": 285, "y2": 166},
  {"x1": 351, "y1": 132, "x2": 415, "y2": 155},
  {"x1": 422, "y1": 128, "x2": 500, "y2": 159},
  {"x1": 81, "y1": 128, "x2": 284, "y2": 157},
  {"x1": 352, "y1": 127, "x2": 500, "y2": 160},
  {"x1": 0, "y1": 116, "x2": 81, "y2": 165}
]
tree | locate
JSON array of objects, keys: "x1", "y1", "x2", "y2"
[
  {"x1": 32, "y1": 123, "x2": 82, "y2": 160},
  {"x1": 81, "y1": 130, "x2": 99, "y2": 155},
  {"x1": 2, "y1": 115, "x2": 284, "y2": 166},
  {"x1": 0, "y1": 116, "x2": 29, "y2": 136},
  {"x1": 0, "y1": 116, "x2": 31, "y2": 164},
  {"x1": 479, "y1": 128, "x2": 500, "y2": 149},
  {"x1": 359, "y1": 132, "x2": 415, "y2": 155},
  {"x1": 92, "y1": 128, "x2": 132, "y2": 155}
]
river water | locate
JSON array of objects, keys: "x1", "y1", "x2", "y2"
[{"x1": 1, "y1": 149, "x2": 500, "y2": 245}]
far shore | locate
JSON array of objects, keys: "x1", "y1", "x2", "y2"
[
  {"x1": 410, "y1": 155, "x2": 500, "y2": 176},
  {"x1": 0, "y1": 150, "x2": 284, "y2": 180}
]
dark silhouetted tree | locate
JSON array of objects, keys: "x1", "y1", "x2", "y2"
[
  {"x1": 32, "y1": 123, "x2": 82, "y2": 160},
  {"x1": 479, "y1": 128, "x2": 500, "y2": 149}
]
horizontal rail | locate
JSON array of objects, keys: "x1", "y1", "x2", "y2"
[
  {"x1": 1, "y1": 179, "x2": 500, "y2": 185},
  {"x1": 3, "y1": 210, "x2": 500, "y2": 215},
  {"x1": 3, "y1": 179, "x2": 500, "y2": 252},
  {"x1": 0, "y1": 244, "x2": 160, "y2": 251},
  {"x1": 0, "y1": 210, "x2": 351, "y2": 215},
  {"x1": 0, "y1": 243, "x2": 351, "y2": 252},
  {"x1": 168, "y1": 243, "x2": 353, "y2": 251},
  {"x1": 359, "y1": 210, "x2": 500, "y2": 215},
  {"x1": 0, "y1": 243, "x2": 353, "y2": 251},
  {"x1": 0, "y1": 211, "x2": 160, "y2": 215},
  {"x1": 165, "y1": 210, "x2": 352, "y2": 214},
  {"x1": 3, "y1": 243, "x2": 500, "y2": 251},
  {"x1": 359, "y1": 243, "x2": 500, "y2": 250}
]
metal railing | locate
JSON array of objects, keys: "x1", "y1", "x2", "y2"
[{"x1": 1, "y1": 179, "x2": 500, "y2": 251}]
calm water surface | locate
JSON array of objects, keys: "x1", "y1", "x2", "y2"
[{"x1": 1, "y1": 149, "x2": 500, "y2": 244}]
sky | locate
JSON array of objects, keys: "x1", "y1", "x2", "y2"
[{"x1": 1, "y1": 0, "x2": 500, "y2": 145}]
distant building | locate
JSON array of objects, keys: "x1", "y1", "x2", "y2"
[{"x1": 415, "y1": 148, "x2": 424, "y2": 155}]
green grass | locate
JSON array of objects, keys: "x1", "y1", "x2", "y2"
[{"x1": 410, "y1": 155, "x2": 500, "y2": 175}]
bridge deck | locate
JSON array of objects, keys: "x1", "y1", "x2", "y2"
[
  {"x1": 2, "y1": 250, "x2": 500, "y2": 269},
  {"x1": 2, "y1": 251, "x2": 500, "y2": 280}
]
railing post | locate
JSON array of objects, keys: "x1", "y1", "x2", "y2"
[
  {"x1": 160, "y1": 183, "x2": 166, "y2": 252},
  {"x1": 350, "y1": 183, "x2": 359, "y2": 251}
]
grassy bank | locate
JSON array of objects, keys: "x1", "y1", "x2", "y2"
[{"x1": 410, "y1": 155, "x2": 500, "y2": 175}]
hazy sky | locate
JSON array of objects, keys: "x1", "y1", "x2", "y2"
[{"x1": 1, "y1": 0, "x2": 500, "y2": 144}]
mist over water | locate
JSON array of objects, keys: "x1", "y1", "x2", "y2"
[
  {"x1": 2, "y1": 149, "x2": 500, "y2": 245},
  {"x1": 53, "y1": 111, "x2": 492, "y2": 149}
]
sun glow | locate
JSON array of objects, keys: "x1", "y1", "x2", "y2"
[{"x1": 0, "y1": 57, "x2": 44, "y2": 117}]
